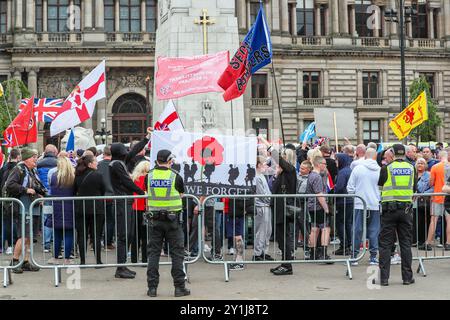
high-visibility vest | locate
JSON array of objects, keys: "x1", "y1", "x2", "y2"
[
  {"x1": 381, "y1": 161, "x2": 415, "y2": 203},
  {"x1": 147, "y1": 168, "x2": 182, "y2": 212}
]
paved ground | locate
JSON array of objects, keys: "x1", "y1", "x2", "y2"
[{"x1": 1, "y1": 254, "x2": 450, "y2": 300}]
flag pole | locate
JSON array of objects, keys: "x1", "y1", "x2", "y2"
[
  {"x1": 230, "y1": 99, "x2": 234, "y2": 135},
  {"x1": 270, "y1": 63, "x2": 286, "y2": 146},
  {"x1": 25, "y1": 96, "x2": 34, "y2": 147},
  {"x1": 333, "y1": 112, "x2": 339, "y2": 153},
  {"x1": 1, "y1": 89, "x2": 20, "y2": 147}
]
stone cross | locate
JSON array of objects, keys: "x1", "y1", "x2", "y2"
[{"x1": 194, "y1": 9, "x2": 215, "y2": 54}]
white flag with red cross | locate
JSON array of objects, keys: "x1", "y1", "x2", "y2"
[
  {"x1": 148, "y1": 100, "x2": 184, "y2": 149},
  {"x1": 50, "y1": 60, "x2": 106, "y2": 136}
]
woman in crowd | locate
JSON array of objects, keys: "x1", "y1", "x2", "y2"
[
  {"x1": 259, "y1": 136, "x2": 297, "y2": 276},
  {"x1": 130, "y1": 160, "x2": 150, "y2": 263},
  {"x1": 74, "y1": 154, "x2": 106, "y2": 265},
  {"x1": 415, "y1": 157, "x2": 434, "y2": 250},
  {"x1": 46, "y1": 156, "x2": 76, "y2": 265}
]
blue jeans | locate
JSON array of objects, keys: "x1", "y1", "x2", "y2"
[
  {"x1": 53, "y1": 229, "x2": 74, "y2": 259},
  {"x1": 336, "y1": 202, "x2": 354, "y2": 248},
  {"x1": 212, "y1": 210, "x2": 223, "y2": 255},
  {"x1": 43, "y1": 214, "x2": 53, "y2": 249},
  {"x1": 352, "y1": 209, "x2": 380, "y2": 258}
]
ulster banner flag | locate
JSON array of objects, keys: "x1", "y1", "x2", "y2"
[
  {"x1": 217, "y1": 4, "x2": 272, "y2": 101},
  {"x1": 50, "y1": 60, "x2": 106, "y2": 136}
]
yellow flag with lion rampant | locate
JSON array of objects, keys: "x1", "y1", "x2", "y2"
[{"x1": 389, "y1": 91, "x2": 428, "y2": 140}]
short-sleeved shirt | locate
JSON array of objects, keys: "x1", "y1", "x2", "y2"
[
  {"x1": 306, "y1": 171, "x2": 327, "y2": 211},
  {"x1": 430, "y1": 162, "x2": 447, "y2": 203}
]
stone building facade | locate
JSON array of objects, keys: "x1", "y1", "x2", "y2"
[{"x1": 0, "y1": 0, "x2": 449, "y2": 148}]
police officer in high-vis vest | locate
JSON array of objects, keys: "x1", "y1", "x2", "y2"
[
  {"x1": 378, "y1": 144, "x2": 417, "y2": 286},
  {"x1": 146, "y1": 149, "x2": 190, "y2": 298}
]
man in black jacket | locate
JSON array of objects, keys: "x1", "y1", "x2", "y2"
[
  {"x1": 109, "y1": 129, "x2": 151, "y2": 279},
  {"x1": 6, "y1": 148, "x2": 46, "y2": 273},
  {"x1": 97, "y1": 146, "x2": 115, "y2": 249}
]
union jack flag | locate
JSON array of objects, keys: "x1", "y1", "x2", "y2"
[{"x1": 19, "y1": 98, "x2": 64, "y2": 123}]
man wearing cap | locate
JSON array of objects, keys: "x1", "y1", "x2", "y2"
[
  {"x1": 145, "y1": 149, "x2": 190, "y2": 298},
  {"x1": 378, "y1": 144, "x2": 417, "y2": 286},
  {"x1": 5, "y1": 148, "x2": 47, "y2": 273}
]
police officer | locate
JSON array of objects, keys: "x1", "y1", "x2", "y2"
[
  {"x1": 146, "y1": 149, "x2": 190, "y2": 297},
  {"x1": 378, "y1": 144, "x2": 417, "y2": 286}
]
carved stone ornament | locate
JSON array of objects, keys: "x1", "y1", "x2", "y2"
[
  {"x1": 107, "y1": 68, "x2": 153, "y2": 99},
  {"x1": 37, "y1": 69, "x2": 81, "y2": 99}
]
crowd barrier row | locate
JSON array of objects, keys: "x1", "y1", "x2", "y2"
[{"x1": 0, "y1": 193, "x2": 448, "y2": 287}]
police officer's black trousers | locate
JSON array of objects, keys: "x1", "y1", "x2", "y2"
[
  {"x1": 147, "y1": 219, "x2": 185, "y2": 289},
  {"x1": 379, "y1": 208, "x2": 413, "y2": 282}
]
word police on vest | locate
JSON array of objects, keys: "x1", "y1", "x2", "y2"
[
  {"x1": 157, "y1": 149, "x2": 175, "y2": 163},
  {"x1": 392, "y1": 168, "x2": 412, "y2": 176},
  {"x1": 150, "y1": 179, "x2": 173, "y2": 188}
]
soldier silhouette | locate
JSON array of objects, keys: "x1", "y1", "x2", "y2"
[
  {"x1": 228, "y1": 165, "x2": 240, "y2": 186},
  {"x1": 172, "y1": 162, "x2": 181, "y2": 174},
  {"x1": 190, "y1": 160, "x2": 198, "y2": 182},
  {"x1": 203, "y1": 162, "x2": 215, "y2": 184},
  {"x1": 245, "y1": 164, "x2": 256, "y2": 187},
  {"x1": 183, "y1": 162, "x2": 191, "y2": 182}
]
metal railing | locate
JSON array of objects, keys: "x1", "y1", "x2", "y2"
[
  {"x1": 303, "y1": 98, "x2": 324, "y2": 106},
  {"x1": 29, "y1": 194, "x2": 201, "y2": 287},
  {"x1": 363, "y1": 98, "x2": 384, "y2": 106},
  {"x1": 201, "y1": 194, "x2": 368, "y2": 282},
  {"x1": 251, "y1": 98, "x2": 270, "y2": 106},
  {"x1": 0, "y1": 198, "x2": 26, "y2": 288}
]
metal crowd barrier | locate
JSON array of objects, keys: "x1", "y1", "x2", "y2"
[
  {"x1": 201, "y1": 194, "x2": 368, "y2": 282},
  {"x1": 412, "y1": 192, "x2": 450, "y2": 277},
  {"x1": 0, "y1": 198, "x2": 26, "y2": 287},
  {"x1": 29, "y1": 194, "x2": 201, "y2": 287}
]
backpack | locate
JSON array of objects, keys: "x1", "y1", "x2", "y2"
[{"x1": 1, "y1": 163, "x2": 25, "y2": 198}]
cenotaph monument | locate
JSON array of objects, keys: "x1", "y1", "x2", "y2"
[{"x1": 153, "y1": 0, "x2": 246, "y2": 133}]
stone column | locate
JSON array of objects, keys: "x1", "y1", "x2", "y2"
[
  {"x1": 27, "y1": 68, "x2": 38, "y2": 96},
  {"x1": 444, "y1": 0, "x2": 450, "y2": 38},
  {"x1": 436, "y1": 8, "x2": 442, "y2": 38},
  {"x1": 297, "y1": 69, "x2": 303, "y2": 99},
  {"x1": 15, "y1": 0, "x2": 23, "y2": 31},
  {"x1": 323, "y1": 69, "x2": 329, "y2": 98},
  {"x1": 338, "y1": 0, "x2": 349, "y2": 36},
  {"x1": 381, "y1": 6, "x2": 387, "y2": 37},
  {"x1": 324, "y1": 5, "x2": 330, "y2": 35},
  {"x1": 357, "y1": 117, "x2": 363, "y2": 144},
  {"x1": 81, "y1": 68, "x2": 93, "y2": 129},
  {"x1": 280, "y1": 0, "x2": 289, "y2": 35},
  {"x1": 373, "y1": 8, "x2": 380, "y2": 37},
  {"x1": 115, "y1": 0, "x2": 120, "y2": 32},
  {"x1": 43, "y1": 0, "x2": 48, "y2": 32},
  {"x1": 290, "y1": 4, "x2": 297, "y2": 36},
  {"x1": 96, "y1": 0, "x2": 105, "y2": 30},
  {"x1": 407, "y1": 20, "x2": 412, "y2": 38},
  {"x1": 315, "y1": 5, "x2": 321, "y2": 36},
  {"x1": 271, "y1": 0, "x2": 280, "y2": 34},
  {"x1": 428, "y1": 8, "x2": 435, "y2": 39},
  {"x1": 329, "y1": 0, "x2": 339, "y2": 35},
  {"x1": 389, "y1": 0, "x2": 397, "y2": 37},
  {"x1": 84, "y1": 0, "x2": 93, "y2": 30},
  {"x1": 246, "y1": 1, "x2": 251, "y2": 30},
  {"x1": 236, "y1": 0, "x2": 246, "y2": 30},
  {"x1": 25, "y1": 0, "x2": 34, "y2": 30},
  {"x1": 438, "y1": 71, "x2": 444, "y2": 99},
  {"x1": 383, "y1": 70, "x2": 388, "y2": 102},
  {"x1": 13, "y1": 69, "x2": 21, "y2": 81},
  {"x1": 141, "y1": 0, "x2": 146, "y2": 32},
  {"x1": 6, "y1": 0, "x2": 12, "y2": 32},
  {"x1": 383, "y1": 118, "x2": 389, "y2": 141},
  {"x1": 349, "y1": 5, "x2": 356, "y2": 36}
]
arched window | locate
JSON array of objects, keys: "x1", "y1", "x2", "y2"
[
  {"x1": 112, "y1": 93, "x2": 148, "y2": 143},
  {"x1": 47, "y1": 0, "x2": 80, "y2": 32},
  {"x1": 119, "y1": 0, "x2": 141, "y2": 32},
  {"x1": 146, "y1": 0, "x2": 157, "y2": 32}
]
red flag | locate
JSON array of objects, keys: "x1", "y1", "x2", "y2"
[
  {"x1": 3, "y1": 97, "x2": 37, "y2": 147},
  {"x1": 0, "y1": 147, "x2": 4, "y2": 168}
]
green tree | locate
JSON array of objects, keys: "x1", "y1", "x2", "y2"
[
  {"x1": 0, "y1": 79, "x2": 30, "y2": 146},
  {"x1": 408, "y1": 76, "x2": 441, "y2": 142}
]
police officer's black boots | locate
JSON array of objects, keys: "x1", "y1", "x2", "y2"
[
  {"x1": 115, "y1": 267, "x2": 135, "y2": 279},
  {"x1": 174, "y1": 286, "x2": 191, "y2": 297},
  {"x1": 147, "y1": 287, "x2": 157, "y2": 297}
]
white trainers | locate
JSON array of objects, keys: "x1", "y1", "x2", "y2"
[
  {"x1": 227, "y1": 248, "x2": 235, "y2": 255},
  {"x1": 5, "y1": 247, "x2": 13, "y2": 255},
  {"x1": 351, "y1": 261, "x2": 358, "y2": 266},
  {"x1": 330, "y1": 238, "x2": 341, "y2": 245},
  {"x1": 203, "y1": 243, "x2": 211, "y2": 253},
  {"x1": 436, "y1": 237, "x2": 443, "y2": 248},
  {"x1": 390, "y1": 253, "x2": 401, "y2": 265}
]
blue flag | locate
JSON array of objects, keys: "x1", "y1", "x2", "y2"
[
  {"x1": 377, "y1": 138, "x2": 383, "y2": 153},
  {"x1": 300, "y1": 122, "x2": 316, "y2": 143},
  {"x1": 66, "y1": 129, "x2": 75, "y2": 152},
  {"x1": 218, "y1": 4, "x2": 272, "y2": 101}
]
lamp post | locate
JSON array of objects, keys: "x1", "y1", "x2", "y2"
[
  {"x1": 385, "y1": 0, "x2": 417, "y2": 113},
  {"x1": 95, "y1": 118, "x2": 112, "y2": 145},
  {"x1": 254, "y1": 117, "x2": 260, "y2": 136}
]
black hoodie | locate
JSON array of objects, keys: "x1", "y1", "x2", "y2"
[{"x1": 109, "y1": 143, "x2": 145, "y2": 196}]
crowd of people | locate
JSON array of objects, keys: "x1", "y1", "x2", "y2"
[{"x1": 1, "y1": 131, "x2": 450, "y2": 283}]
